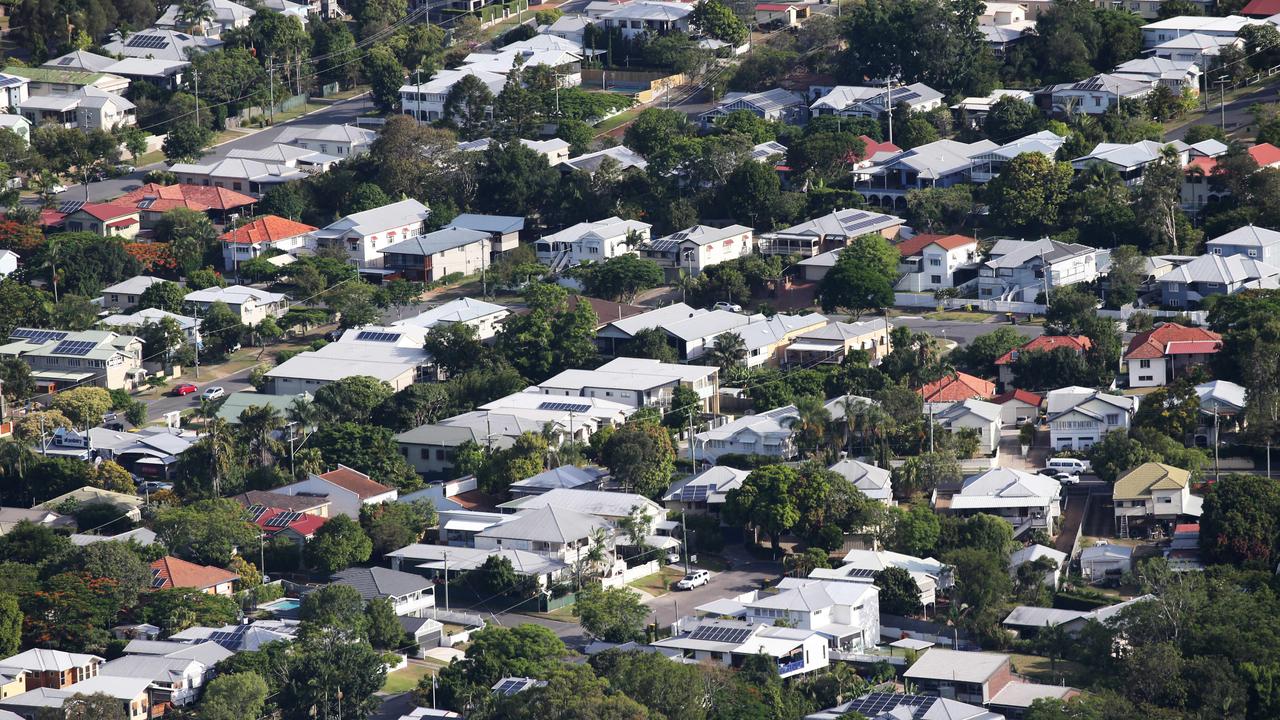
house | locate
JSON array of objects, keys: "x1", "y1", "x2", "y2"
[
  {"x1": 381, "y1": 227, "x2": 492, "y2": 283},
  {"x1": 474, "y1": 505, "x2": 611, "y2": 563},
  {"x1": 979, "y1": 2, "x2": 1036, "y2": 56},
  {"x1": 59, "y1": 202, "x2": 140, "y2": 238},
  {"x1": 1151, "y1": 31, "x2": 1242, "y2": 64},
  {"x1": 589, "y1": 0, "x2": 693, "y2": 38},
  {"x1": 594, "y1": 302, "x2": 700, "y2": 355},
  {"x1": 828, "y1": 458, "x2": 893, "y2": 505},
  {"x1": 389, "y1": 543, "x2": 568, "y2": 587},
  {"x1": 400, "y1": 68, "x2": 506, "y2": 123},
  {"x1": 652, "y1": 618, "x2": 829, "y2": 677},
  {"x1": 1156, "y1": 253, "x2": 1280, "y2": 307},
  {"x1": 168, "y1": 619, "x2": 301, "y2": 651},
  {"x1": 731, "y1": 578, "x2": 880, "y2": 653},
  {"x1": 978, "y1": 238, "x2": 1102, "y2": 301},
  {"x1": 811, "y1": 548, "x2": 949, "y2": 609},
  {"x1": 275, "y1": 123, "x2": 377, "y2": 158},
  {"x1": 272, "y1": 466, "x2": 397, "y2": 518},
  {"x1": 541, "y1": 14, "x2": 591, "y2": 43},
  {"x1": 1046, "y1": 387, "x2": 1140, "y2": 450},
  {"x1": 674, "y1": 312, "x2": 828, "y2": 366},
  {"x1": 856, "y1": 139, "x2": 998, "y2": 211},
  {"x1": 0, "y1": 676, "x2": 151, "y2": 720},
  {"x1": 310, "y1": 199, "x2": 432, "y2": 269},
  {"x1": 1113, "y1": 462, "x2": 1202, "y2": 536},
  {"x1": 265, "y1": 325, "x2": 432, "y2": 394},
  {"x1": 1, "y1": 65, "x2": 129, "y2": 96},
  {"x1": 699, "y1": 88, "x2": 808, "y2": 128},
  {"x1": 219, "y1": 215, "x2": 316, "y2": 269},
  {"x1": 98, "y1": 57, "x2": 188, "y2": 90},
  {"x1": 935, "y1": 399, "x2": 1002, "y2": 455},
  {"x1": 447, "y1": 214, "x2": 524, "y2": 260},
  {"x1": 1003, "y1": 595, "x2": 1152, "y2": 639},
  {"x1": 1008, "y1": 544, "x2": 1067, "y2": 589},
  {"x1": 893, "y1": 233, "x2": 980, "y2": 291},
  {"x1": 783, "y1": 319, "x2": 894, "y2": 365},
  {"x1": 183, "y1": 285, "x2": 287, "y2": 325},
  {"x1": 103, "y1": 28, "x2": 224, "y2": 61},
  {"x1": 990, "y1": 389, "x2": 1043, "y2": 427},
  {"x1": 538, "y1": 357, "x2": 719, "y2": 412},
  {"x1": 994, "y1": 335, "x2": 1092, "y2": 391},
  {"x1": 0, "y1": 250, "x2": 17, "y2": 278},
  {"x1": 99, "y1": 654, "x2": 208, "y2": 707},
  {"x1": 1048, "y1": 73, "x2": 1155, "y2": 115},
  {"x1": 393, "y1": 297, "x2": 510, "y2": 341},
  {"x1": 807, "y1": 693, "x2": 1003, "y2": 720},
  {"x1": 1071, "y1": 139, "x2": 1192, "y2": 186},
  {"x1": 535, "y1": 216, "x2": 651, "y2": 269},
  {"x1": 18, "y1": 86, "x2": 135, "y2": 131},
  {"x1": 97, "y1": 276, "x2": 166, "y2": 311},
  {"x1": 918, "y1": 371, "x2": 995, "y2": 410},
  {"x1": 327, "y1": 566, "x2": 435, "y2": 617},
  {"x1": 0, "y1": 650, "x2": 102, "y2": 690},
  {"x1": 34, "y1": 487, "x2": 144, "y2": 521},
  {"x1": 1184, "y1": 145, "x2": 1280, "y2": 211},
  {"x1": 758, "y1": 208, "x2": 905, "y2": 258},
  {"x1": 58, "y1": 426, "x2": 196, "y2": 479},
  {"x1": 477, "y1": 391, "x2": 633, "y2": 435},
  {"x1": 1113, "y1": 57, "x2": 1201, "y2": 93},
  {"x1": 156, "y1": 0, "x2": 254, "y2": 36},
  {"x1": 231, "y1": 489, "x2": 331, "y2": 517},
  {"x1": 639, "y1": 224, "x2": 754, "y2": 277},
  {"x1": 0, "y1": 508, "x2": 74, "y2": 535},
  {"x1": 952, "y1": 88, "x2": 1034, "y2": 129},
  {"x1": 809, "y1": 83, "x2": 944, "y2": 118},
  {"x1": 1080, "y1": 543, "x2": 1133, "y2": 580},
  {"x1": 558, "y1": 146, "x2": 648, "y2": 174},
  {"x1": 509, "y1": 465, "x2": 607, "y2": 497},
  {"x1": 1123, "y1": 323, "x2": 1221, "y2": 387},
  {"x1": 0, "y1": 328, "x2": 143, "y2": 392},
  {"x1": 169, "y1": 147, "x2": 335, "y2": 195},
  {"x1": 1140, "y1": 14, "x2": 1263, "y2": 48},
  {"x1": 246, "y1": 504, "x2": 327, "y2": 548},
  {"x1": 1206, "y1": 224, "x2": 1280, "y2": 264},
  {"x1": 71, "y1": 527, "x2": 158, "y2": 546},
  {"x1": 944, "y1": 468, "x2": 1062, "y2": 536},
  {"x1": 662, "y1": 465, "x2": 751, "y2": 515},
  {"x1": 150, "y1": 556, "x2": 239, "y2": 595},
  {"x1": 496, "y1": 488, "x2": 663, "y2": 528},
  {"x1": 117, "y1": 183, "x2": 256, "y2": 228},
  {"x1": 0, "y1": 73, "x2": 30, "y2": 111},
  {"x1": 904, "y1": 648, "x2": 1016, "y2": 706},
  {"x1": 695, "y1": 405, "x2": 800, "y2": 461},
  {"x1": 400, "y1": 615, "x2": 446, "y2": 654},
  {"x1": 756, "y1": 2, "x2": 809, "y2": 26},
  {"x1": 968, "y1": 131, "x2": 1067, "y2": 184},
  {"x1": 395, "y1": 424, "x2": 511, "y2": 477}
]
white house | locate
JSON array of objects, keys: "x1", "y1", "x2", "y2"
[
  {"x1": 758, "y1": 208, "x2": 904, "y2": 258},
  {"x1": 977, "y1": 238, "x2": 1102, "y2": 302},
  {"x1": 639, "y1": 224, "x2": 754, "y2": 276},
  {"x1": 393, "y1": 297, "x2": 510, "y2": 340},
  {"x1": 653, "y1": 618, "x2": 829, "y2": 677},
  {"x1": 1049, "y1": 73, "x2": 1156, "y2": 115},
  {"x1": 18, "y1": 86, "x2": 135, "y2": 131},
  {"x1": 699, "y1": 88, "x2": 808, "y2": 127},
  {"x1": 535, "y1": 216, "x2": 651, "y2": 269},
  {"x1": 558, "y1": 145, "x2": 649, "y2": 174},
  {"x1": 400, "y1": 68, "x2": 505, "y2": 123},
  {"x1": 704, "y1": 578, "x2": 880, "y2": 654},
  {"x1": 1046, "y1": 386, "x2": 1141, "y2": 450},
  {"x1": 827, "y1": 458, "x2": 893, "y2": 505},
  {"x1": 496, "y1": 488, "x2": 662, "y2": 530},
  {"x1": 271, "y1": 466, "x2": 397, "y2": 519},
  {"x1": 662, "y1": 465, "x2": 751, "y2": 515},
  {"x1": 311, "y1": 199, "x2": 433, "y2": 270},
  {"x1": 809, "y1": 82, "x2": 943, "y2": 118},
  {"x1": 219, "y1": 215, "x2": 317, "y2": 270},
  {"x1": 99, "y1": 655, "x2": 208, "y2": 707},
  {"x1": 1123, "y1": 322, "x2": 1222, "y2": 388},
  {"x1": 98, "y1": 276, "x2": 166, "y2": 311},
  {"x1": 265, "y1": 325, "x2": 431, "y2": 394},
  {"x1": 811, "y1": 548, "x2": 949, "y2": 610},
  {"x1": 0, "y1": 249, "x2": 18, "y2": 278},
  {"x1": 1080, "y1": 543, "x2": 1133, "y2": 580},
  {"x1": 935, "y1": 399, "x2": 1002, "y2": 456},
  {"x1": 275, "y1": 123, "x2": 377, "y2": 158},
  {"x1": 103, "y1": 28, "x2": 224, "y2": 61},
  {"x1": 893, "y1": 233, "x2": 981, "y2": 292},
  {"x1": 474, "y1": 505, "x2": 611, "y2": 564},
  {"x1": 156, "y1": 0, "x2": 254, "y2": 36},
  {"x1": 696, "y1": 405, "x2": 800, "y2": 462},
  {"x1": 589, "y1": 0, "x2": 692, "y2": 38},
  {"x1": 1151, "y1": 31, "x2": 1241, "y2": 65},
  {"x1": 1112, "y1": 462, "x2": 1202, "y2": 535},
  {"x1": 381, "y1": 227, "x2": 492, "y2": 283},
  {"x1": 946, "y1": 468, "x2": 1062, "y2": 536},
  {"x1": 537, "y1": 357, "x2": 719, "y2": 412},
  {"x1": 328, "y1": 566, "x2": 436, "y2": 617},
  {"x1": 1140, "y1": 14, "x2": 1264, "y2": 48},
  {"x1": 1008, "y1": 544, "x2": 1067, "y2": 590},
  {"x1": 1113, "y1": 57, "x2": 1201, "y2": 93},
  {"x1": 968, "y1": 130, "x2": 1067, "y2": 184},
  {"x1": 183, "y1": 285, "x2": 287, "y2": 325},
  {"x1": 0, "y1": 72, "x2": 30, "y2": 111}
]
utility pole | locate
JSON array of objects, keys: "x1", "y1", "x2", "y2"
[
  {"x1": 443, "y1": 549, "x2": 450, "y2": 611},
  {"x1": 885, "y1": 79, "x2": 894, "y2": 146},
  {"x1": 681, "y1": 509, "x2": 690, "y2": 570},
  {"x1": 193, "y1": 67, "x2": 200, "y2": 128},
  {"x1": 1213, "y1": 408, "x2": 1220, "y2": 481},
  {"x1": 1217, "y1": 75, "x2": 1230, "y2": 130},
  {"x1": 268, "y1": 62, "x2": 276, "y2": 125}
]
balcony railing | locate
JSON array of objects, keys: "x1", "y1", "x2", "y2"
[{"x1": 778, "y1": 658, "x2": 805, "y2": 675}]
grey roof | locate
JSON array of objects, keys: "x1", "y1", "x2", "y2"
[
  {"x1": 314, "y1": 199, "x2": 431, "y2": 238},
  {"x1": 44, "y1": 50, "x2": 116, "y2": 72},
  {"x1": 383, "y1": 227, "x2": 490, "y2": 257},
  {"x1": 477, "y1": 505, "x2": 608, "y2": 543},
  {"x1": 647, "y1": 224, "x2": 752, "y2": 252},
  {"x1": 722, "y1": 87, "x2": 806, "y2": 114},
  {"x1": 100, "y1": 654, "x2": 204, "y2": 684},
  {"x1": 1196, "y1": 379, "x2": 1246, "y2": 413},
  {"x1": 937, "y1": 398, "x2": 1003, "y2": 423},
  {"x1": 1207, "y1": 224, "x2": 1280, "y2": 248},
  {"x1": 560, "y1": 146, "x2": 648, "y2": 173},
  {"x1": 215, "y1": 391, "x2": 313, "y2": 424},
  {"x1": 392, "y1": 543, "x2": 568, "y2": 575},
  {"x1": 1156, "y1": 253, "x2": 1280, "y2": 285},
  {"x1": 328, "y1": 566, "x2": 433, "y2": 601},
  {"x1": 773, "y1": 208, "x2": 904, "y2": 239},
  {"x1": 497, "y1": 487, "x2": 657, "y2": 518},
  {"x1": 1081, "y1": 543, "x2": 1133, "y2": 562},
  {"x1": 103, "y1": 28, "x2": 223, "y2": 61},
  {"x1": 121, "y1": 640, "x2": 232, "y2": 665},
  {"x1": 1002, "y1": 605, "x2": 1088, "y2": 628},
  {"x1": 104, "y1": 57, "x2": 188, "y2": 77},
  {"x1": 1071, "y1": 139, "x2": 1169, "y2": 170},
  {"x1": 871, "y1": 139, "x2": 998, "y2": 180},
  {"x1": 663, "y1": 309, "x2": 751, "y2": 341},
  {"x1": 70, "y1": 527, "x2": 157, "y2": 546},
  {"x1": 904, "y1": 648, "x2": 1009, "y2": 684},
  {"x1": 510, "y1": 465, "x2": 606, "y2": 491},
  {"x1": 100, "y1": 307, "x2": 199, "y2": 332},
  {"x1": 393, "y1": 297, "x2": 509, "y2": 329},
  {"x1": 395, "y1": 423, "x2": 493, "y2": 447},
  {"x1": 984, "y1": 237, "x2": 1096, "y2": 270},
  {"x1": 449, "y1": 213, "x2": 525, "y2": 234},
  {"x1": 827, "y1": 458, "x2": 892, "y2": 495},
  {"x1": 807, "y1": 693, "x2": 1001, "y2": 720}
]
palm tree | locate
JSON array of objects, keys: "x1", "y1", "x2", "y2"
[
  {"x1": 706, "y1": 332, "x2": 747, "y2": 373},
  {"x1": 200, "y1": 417, "x2": 237, "y2": 497},
  {"x1": 238, "y1": 404, "x2": 284, "y2": 468},
  {"x1": 835, "y1": 395, "x2": 871, "y2": 454},
  {"x1": 177, "y1": 0, "x2": 215, "y2": 34},
  {"x1": 784, "y1": 395, "x2": 833, "y2": 459}
]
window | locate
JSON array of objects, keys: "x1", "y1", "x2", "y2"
[
  {"x1": 436, "y1": 449, "x2": 446, "y2": 460},
  {"x1": 1106, "y1": 413, "x2": 1120, "y2": 425},
  {"x1": 1139, "y1": 375, "x2": 1153, "y2": 381},
  {"x1": 1158, "y1": 496, "x2": 1172, "y2": 503},
  {"x1": 929, "y1": 258, "x2": 941, "y2": 266},
  {"x1": 1249, "y1": 249, "x2": 1258, "y2": 257},
  {"x1": 419, "y1": 448, "x2": 429, "y2": 460},
  {"x1": 1211, "y1": 247, "x2": 1221, "y2": 254},
  {"x1": 1139, "y1": 359, "x2": 1151, "y2": 368},
  {"x1": 931, "y1": 275, "x2": 942, "y2": 284}
]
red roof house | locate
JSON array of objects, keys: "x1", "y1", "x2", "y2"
[
  {"x1": 1242, "y1": 0, "x2": 1280, "y2": 17},
  {"x1": 248, "y1": 506, "x2": 328, "y2": 545},
  {"x1": 62, "y1": 203, "x2": 141, "y2": 239},
  {"x1": 918, "y1": 371, "x2": 995, "y2": 404},
  {"x1": 994, "y1": 335, "x2": 1092, "y2": 390},
  {"x1": 117, "y1": 183, "x2": 257, "y2": 226},
  {"x1": 1124, "y1": 323, "x2": 1222, "y2": 388},
  {"x1": 150, "y1": 556, "x2": 240, "y2": 596},
  {"x1": 894, "y1": 233, "x2": 978, "y2": 258},
  {"x1": 990, "y1": 388, "x2": 1044, "y2": 426},
  {"x1": 219, "y1": 215, "x2": 317, "y2": 269}
]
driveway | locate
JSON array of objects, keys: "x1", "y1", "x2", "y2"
[
  {"x1": 142, "y1": 363, "x2": 258, "y2": 421},
  {"x1": 644, "y1": 556, "x2": 779, "y2": 627}
]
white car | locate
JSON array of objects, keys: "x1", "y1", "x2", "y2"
[
  {"x1": 714, "y1": 301, "x2": 742, "y2": 313},
  {"x1": 1054, "y1": 472, "x2": 1080, "y2": 485},
  {"x1": 201, "y1": 386, "x2": 226, "y2": 401},
  {"x1": 666, "y1": 551, "x2": 682, "y2": 565},
  {"x1": 48, "y1": 183, "x2": 67, "y2": 194},
  {"x1": 675, "y1": 569, "x2": 710, "y2": 590}
]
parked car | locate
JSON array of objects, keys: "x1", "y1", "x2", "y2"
[
  {"x1": 138, "y1": 481, "x2": 173, "y2": 494},
  {"x1": 201, "y1": 386, "x2": 225, "y2": 401},
  {"x1": 666, "y1": 551, "x2": 682, "y2": 565},
  {"x1": 47, "y1": 183, "x2": 67, "y2": 194},
  {"x1": 714, "y1": 301, "x2": 742, "y2": 313},
  {"x1": 1047, "y1": 457, "x2": 1090, "y2": 475},
  {"x1": 1054, "y1": 472, "x2": 1080, "y2": 485},
  {"x1": 676, "y1": 569, "x2": 710, "y2": 590},
  {"x1": 171, "y1": 383, "x2": 198, "y2": 396}
]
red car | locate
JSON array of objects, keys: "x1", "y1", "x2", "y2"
[{"x1": 172, "y1": 383, "x2": 198, "y2": 396}]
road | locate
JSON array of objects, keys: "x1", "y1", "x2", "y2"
[
  {"x1": 643, "y1": 557, "x2": 779, "y2": 627},
  {"x1": 143, "y1": 364, "x2": 258, "y2": 421},
  {"x1": 1167, "y1": 79, "x2": 1280, "y2": 142},
  {"x1": 49, "y1": 93, "x2": 375, "y2": 204}
]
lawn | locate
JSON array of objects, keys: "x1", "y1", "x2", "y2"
[
  {"x1": 594, "y1": 107, "x2": 642, "y2": 135},
  {"x1": 382, "y1": 663, "x2": 437, "y2": 693},
  {"x1": 924, "y1": 310, "x2": 994, "y2": 322},
  {"x1": 629, "y1": 568, "x2": 683, "y2": 596},
  {"x1": 1008, "y1": 653, "x2": 1089, "y2": 687}
]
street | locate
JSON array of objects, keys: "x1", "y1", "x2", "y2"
[
  {"x1": 50, "y1": 93, "x2": 375, "y2": 204},
  {"x1": 643, "y1": 556, "x2": 779, "y2": 627},
  {"x1": 889, "y1": 316, "x2": 1044, "y2": 346},
  {"x1": 142, "y1": 363, "x2": 258, "y2": 421},
  {"x1": 1167, "y1": 78, "x2": 1280, "y2": 141}
]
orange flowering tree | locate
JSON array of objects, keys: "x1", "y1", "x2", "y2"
[{"x1": 124, "y1": 242, "x2": 178, "y2": 273}]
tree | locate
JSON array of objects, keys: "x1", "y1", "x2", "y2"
[
  {"x1": 0, "y1": 594, "x2": 20, "y2": 657},
  {"x1": 433, "y1": 624, "x2": 568, "y2": 711},
  {"x1": 153, "y1": 500, "x2": 261, "y2": 567},
  {"x1": 310, "y1": 422, "x2": 422, "y2": 491},
  {"x1": 21, "y1": 571, "x2": 118, "y2": 652},
  {"x1": 163, "y1": 123, "x2": 213, "y2": 163},
  {"x1": 60, "y1": 692, "x2": 126, "y2": 720},
  {"x1": 706, "y1": 331, "x2": 747, "y2": 372},
  {"x1": 626, "y1": 327, "x2": 678, "y2": 363},
  {"x1": 951, "y1": 327, "x2": 1025, "y2": 377},
  {"x1": 944, "y1": 547, "x2": 1012, "y2": 629},
  {"x1": 985, "y1": 152, "x2": 1074, "y2": 234},
  {"x1": 313, "y1": 375, "x2": 393, "y2": 423},
  {"x1": 0, "y1": 358, "x2": 34, "y2": 415},
  {"x1": 820, "y1": 249, "x2": 895, "y2": 318},
  {"x1": 590, "y1": 649, "x2": 708, "y2": 720},
  {"x1": 137, "y1": 280, "x2": 186, "y2": 314},
  {"x1": 601, "y1": 422, "x2": 676, "y2": 497},
  {"x1": 690, "y1": 0, "x2": 748, "y2": 44},
  {"x1": 571, "y1": 254, "x2": 665, "y2": 303},
  {"x1": 299, "y1": 584, "x2": 367, "y2": 634},
  {"x1": 1134, "y1": 146, "x2": 1190, "y2": 254},
  {"x1": 1087, "y1": 429, "x2": 1157, "y2": 484},
  {"x1": 361, "y1": 501, "x2": 436, "y2": 558},
  {"x1": 723, "y1": 465, "x2": 800, "y2": 551},
  {"x1": 279, "y1": 635, "x2": 386, "y2": 720},
  {"x1": 625, "y1": 108, "x2": 696, "y2": 158},
  {"x1": 362, "y1": 44, "x2": 405, "y2": 113},
  {"x1": 365, "y1": 596, "x2": 405, "y2": 650},
  {"x1": 983, "y1": 96, "x2": 1044, "y2": 140},
  {"x1": 1201, "y1": 473, "x2": 1280, "y2": 567},
  {"x1": 156, "y1": 208, "x2": 218, "y2": 274},
  {"x1": 199, "y1": 301, "x2": 246, "y2": 359},
  {"x1": 326, "y1": 280, "x2": 380, "y2": 328},
  {"x1": 444, "y1": 74, "x2": 496, "y2": 139},
  {"x1": 51, "y1": 387, "x2": 112, "y2": 427},
  {"x1": 92, "y1": 460, "x2": 136, "y2": 494},
  {"x1": 875, "y1": 566, "x2": 923, "y2": 616},
  {"x1": 884, "y1": 503, "x2": 941, "y2": 556},
  {"x1": 573, "y1": 584, "x2": 649, "y2": 642},
  {"x1": 841, "y1": 0, "x2": 996, "y2": 96},
  {"x1": 305, "y1": 515, "x2": 373, "y2": 573},
  {"x1": 474, "y1": 144, "x2": 560, "y2": 219},
  {"x1": 939, "y1": 513, "x2": 1015, "y2": 558},
  {"x1": 197, "y1": 672, "x2": 270, "y2": 720}
]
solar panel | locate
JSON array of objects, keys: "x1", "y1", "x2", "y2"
[
  {"x1": 58, "y1": 200, "x2": 85, "y2": 215},
  {"x1": 688, "y1": 624, "x2": 753, "y2": 644},
  {"x1": 207, "y1": 627, "x2": 247, "y2": 650},
  {"x1": 844, "y1": 567, "x2": 878, "y2": 579},
  {"x1": 151, "y1": 576, "x2": 167, "y2": 588},
  {"x1": 0, "y1": 76, "x2": 22, "y2": 88},
  {"x1": 52, "y1": 339, "x2": 97, "y2": 356},
  {"x1": 843, "y1": 693, "x2": 936, "y2": 718},
  {"x1": 537, "y1": 401, "x2": 592, "y2": 413},
  {"x1": 126, "y1": 34, "x2": 169, "y2": 50},
  {"x1": 355, "y1": 331, "x2": 401, "y2": 343},
  {"x1": 246, "y1": 505, "x2": 268, "y2": 522},
  {"x1": 494, "y1": 679, "x2": 527, "y2": 695},
  {"x1": 266, "y1": 510, "x2": 302, "y2": 528},
  {"x1": 679, "y1": 484, "x2": 709, "y2": 501},
  {"x1": 10, "y1": 328, "x2": 69, "y2": 344},
  {"x1": 56, "y1": 57, "x2": 75, "y2": 66}
]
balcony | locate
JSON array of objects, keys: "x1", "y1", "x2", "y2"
[{"x1": 777, "y1": 658, "x2": 805, "y2": 676}]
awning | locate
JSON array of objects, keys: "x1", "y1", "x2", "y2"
[
  {"x1": 442, "y1": 518, "x2": 500, "y2": 533},
  {"x1": 786, "y1": 341, "x2": 841, "y2": 353},
  {"x1": 643, "y1": 534, "x2": 680, "y2": 550},
  {"x1": 32, "y1": 370, "x2": 96, "y2": 382}
]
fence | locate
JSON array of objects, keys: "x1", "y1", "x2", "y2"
[
  {"x1": 580, "y1": 69, "x2": 688, "y2": 102},
  {"x1": 881, "y1": 613, "x2": 979, "y2": 650},
  {"x1": 602, "y1": 560, "x2": 660, "y2": 589},
  {"x1": 894, "y1": 293, "x2": 1209, "y2": 325}
]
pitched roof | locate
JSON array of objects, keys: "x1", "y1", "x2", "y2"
[
  {"x1": 230, "y1": 489, "x2": 329, "y2": 513},
  {"x1": 991, "y1": 388, "x2": 1043, "y2": 407},
  {"x1": 1207, "y1": 224, "x2": 1280, "y2": 248},
  {"x1": 73, "y1": 202, "x2": 138, "y2": 221},
  {"x1": 328, "y1": 566, "x2": 432, "y2": 601},
  {"x1": 219, "y1": 215, "x2": 316, "y2": 244},
  {"x1": 918, "y1": 372, "x2": 994, "y2": 403},
  {"x1": 149, "y1": 556, "x2": 239, "y2": 591},
  {"x1": 118, "y1": 183, "x2": 256, "y2": 213},
  {"x1": 318, "y1": 465, "x2": 393, "y2": 499},
  {"x1": 895, "y1": 233, "x2": 976, "y2": 258},
  {"x1": 1242, "y1": 0, "x2": 1280, "y2": 15},
  {"x1": 1113, "y1": 462, "x2": 1191, "y2": 500},
  {"x1": 904, "y1": 648, "x2": 1010, "y2": 684},
  {"x1": 937, "y1": 398, "x2": 1003, "y2": 423},
  {"x1": 994, "y1": 335, "x2": 1092, "y2": 365},
  {"x1": 0, "y1": 649, "x2": 103, "y2": 673},
  {"x1": 1124, "y1": 323, "x2": 1222, "y2": 360},
  {"x1": 477, "y1": 505, "x2": 608, "y2": 543},
  {"x1": 1155, "y1": 252, "x2": 1280, "y2": 285}
]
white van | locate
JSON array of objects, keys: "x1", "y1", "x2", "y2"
[{"x1": 1047, "y1": 457, "x2": 1090, "y2": 475}]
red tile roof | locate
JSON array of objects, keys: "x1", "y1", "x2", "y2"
[
  {"x1": 106, "y1": 217, "x2": 139, "y2": 229},
  {"x1": 220, "y1": 215, "x2": 317, "y2": 245},
  {"x1": 117, "y1": 183, "x2": 257, "y2": 214},
  {"x1": 1185, "y1": 143, "x2": 1280, "y2": 175},
  {"x1": 847, "y1": 136, "x2": 902, "y2": 163},
  {"x1": 252, "y1": 507, "x2": 327, "y2": 538},
  {"x1": 1242, "y1": 0, "x2": 1280, "y2": 16},
  {"x1": 918, "y1": 372, "x2": 995, "y2": 403},
  {"x1": 895, "y1": 233, "x2": 977, "y2": 258},
  {"x1": 1124, "y1": 323, "x2": 1222, "y2": 360},
  {"x1": 319, "y1": 465, "x2": 393, "y2": 499},
  {"x1": 994, "y1": 335, "x2": 1092, "y2": 365},
  {"x1": 992, "y1": 388, "x2": 1044, "y2": 407},
  {"x1": 75, "y1": 203, "x2": 139, "y2": 221},
  {"x1": 150, "y1": 556, "x2": 239, "y2": 591}
]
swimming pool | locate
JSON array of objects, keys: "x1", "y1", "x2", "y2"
[{"x1": 260, "y1": 598, "x2": 301, "y2": 612}]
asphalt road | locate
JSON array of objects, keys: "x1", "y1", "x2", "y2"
[
  {"x1": 643, "y1": 557, "x2": 779, "y2": 627},
  {"x1": 142, "y1": 364, "x2": 258, "y2": 422},
  {"x1": 50, "y1": 93, "x2": 374, "y2": 204},
  {"x1": 1167, "y1": 79, "x2": 1280, "y2": 142},
  {"x1": 885, "y1": 316, "x2": 1044, "y2": 347}
]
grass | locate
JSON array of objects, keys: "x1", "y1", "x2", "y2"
[
  {"x1": 924, "y1": 310, "x2": 994, "y2": 322},
  {"x1": 629, "y1": 568, "x2": 683, "y2": 595},
  {"x1": 520, "y1": 605, "x2": 578, "y2": 622},
  {"x1": 1007, "y1": 653, "x2": 1089, "y2": 687},
  {"x1": 594, "y1": 107, "x2": 643, "y2": 134},
  {"x1": 319, "y1": 85, "x2": 370, "y2": 101},
  {"x1": 382, "y1": 663, "x2": 437, "y2": 693}
]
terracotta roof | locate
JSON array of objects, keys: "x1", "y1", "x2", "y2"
[
  {"x1": 992, "y1": 388, "x2": 1043, "y2": 407},
  {"x1": 319, "y1": 465, "x2": 393, "y2": 499},
  {"x1": 1251, "y1": 143, "x2": 1280, "y2": 167},
  {"x1": 1124, "y1": 323, "x2": 1222, "y2": 360},
  {"x1": 567, "y1": 295, "x2": 649, "y2": 324},
  {"x1": 995, "y1": 335, "x2": 1092, "y2": 365},
  {"x1": 75, "y1": 203, "x2": 138, "y2": 221},
  {"x1": 253, "y1": 507, "x2": 327, "y2": 538},
  {"x1": 106, "y1": 217, "x2": 138, "y2": 229},
  {"x1": 450, "y1": 489, "x2": 498, "y2": 511},
  {"x1": 118, "y1": 183, "x2": 257, "y2": 213},
  {"x1": 918, "y1": 372, "x2": 995, "y2": 403},
  {"x1": 220, "y1": 215, "x2": 317, "y2": 245},
  {"x1": 1242, "y1": 0, "x2": 1280, "y2": 16},
  {"x1": 150, "y1": 556, "x2": 239, "y2": 591},
  {"x1": 895, "y1": 233, "x2": 976, "y2": 258}
]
